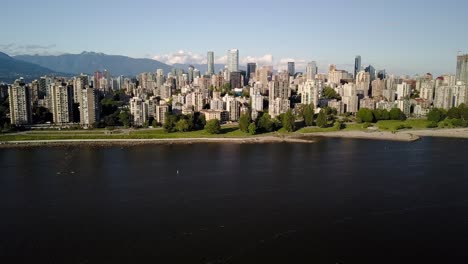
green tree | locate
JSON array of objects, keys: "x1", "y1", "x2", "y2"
[
  {"x1": 427, "y1": 108, "x2": 446, "y2": 123},
  {"x1": 104, "y1": 115, "x2": 116, "y2": 127},
  {"x1": 389, "y1": 108, "x2": 406, "y2": 121},
  {"x1": 303, "y1": 104, "x2": 314, "y2": 127},
  {"x1": 119, "y1": 109, "x2": 131, "y2": 128},
  {"x1": 248, "y1": 122, "x2": 257, "y2": 135},
  {"x1": 32, "y1": 106, "x2": 53, "y2": 124},
  {"x1": 447, "y1": 107, "x2": 461, "y2": 119},
  {"x1": 316, "y1": 110, "x2": 328, "y2": 128},
  {"x1": 373, "y1": 109, "x2": 390, "y2": 121},
  {"x1": 152, "y1": 119, "x2": 159, "y2": 128},
  {"x1": 205, "y1": 119, "x2": 221, "y2": 134},
  {"x1": 282, "y1": 110, "x2": 296, "y2": 132},
  {"x1": 101, "y1": 98, "x2": 119, "y2": 117},
  {"x1": 163, "y1": 113, "x2": 178, "y2": 132},
  {"x1": 356, "y1": 108, "x2": 375, "y2": 123},
  {"x1": 257, "y1": 113, "x2": 274, "y2": 133},
  {"x1": 459, "y1": 104, "x2": 468, "y2": 121},
  {"x1": 239, "y1": 113, "x2": 251, "y2": 133},
  {"x1": 0, "y1": 96, "x2": 9, "y2": 127},
  {"x1": 176, "y1": 119, "x2": 190, "y2": 132},
  {"x1": 323, "y1": 87, "x2": 341, "y2": 100}
]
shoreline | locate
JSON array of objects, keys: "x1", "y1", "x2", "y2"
[
  {"x1": 1, "y1": 128, "x2": 467, "y2": 148},
  {"x1": 0, "y1": 136, "x2": 315, "y2": 148}
]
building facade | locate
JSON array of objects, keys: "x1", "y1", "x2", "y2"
[
  {"x1": 9, "y1": 79, "x2": 32, "y2": 125},
  {"x1": 51, "y1": 82, "x2": 74, "y2": 125}
]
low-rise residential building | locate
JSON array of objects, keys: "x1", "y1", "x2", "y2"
[
  {"x1": 360, "y1": 97, "x2": 376, "y2": 110},
  {"x1": 328, "y1": 99, "x2": 344, "y2": 114},
  {"x1": 200, "y1": 109, "x2": 229, "y2": 122},
  {"x1": 397, "y1": 99, "x2": 411, "y2": 117}
]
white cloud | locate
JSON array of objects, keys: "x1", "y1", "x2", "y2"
[
  {"x1": 0, "y1": 43, "x2": 61, "y2": 56},
  {"x1": 241, "y1": 54, "x2": 274, "y2": 66},
  {"x1": 152, "y1": 50, "x2": 206, "y2": 65},
  {"x1": 152, "y1": 51, "x2": 310, "y2": 71},
  {"x1": 215, "y1": 55, "x2": 227, "y2": 64}
]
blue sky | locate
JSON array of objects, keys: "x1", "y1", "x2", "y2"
[{"x1": 2, "y1": 0, "x2": 468, "y2": 75}]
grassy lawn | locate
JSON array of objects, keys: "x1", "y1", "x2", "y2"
[
  {"x1": 297, "y1": 123, "x2": 368, "y2": 134},
  {"x1": 0, "y1": 119, "x2": 434, "y2": 142},
  {"x1": 376, "y1": 119, "x2": 430, "y2": 131},
  {"x1": 0, "y1": 127, "x2": 255, "y2": 141}
]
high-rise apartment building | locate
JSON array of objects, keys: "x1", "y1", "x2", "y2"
[
  {"x1": 80, "y1": 88, "x2": 100, "y2": 127},
  {"x1": 354, "y1": 56, "x2": 361, "y2": 78},
  {"x1": 306, "y1": 61, "x2": 318, "y2": 81},
  {"x1": 356, "y1": 71, "x2": 371, "y2": 96},
  {"x1": 188, "y1": 65, "x2": 195, "y2": 83},
  {"x1": 456, "y1": 54, "x2": 468, "y2": 84},
  {"x1": 230, "y1": 71, "x2": 242, "y2": 89},
  {"x1": 287, "y1": 62, "x2": 295, "y2": 77},
  {"x1": 246, "y1": 63, "x2": 257, "y2": 85},
  {"x1": 227, "y1": 49, "x2": 239, "y2": 73},
  {"x1": 207, "y1": 51, "x2": 215, "y2": 76},
  {"x1": 130, "y1": 97, "x2": 148, "y2": 126},
  {"x1": 74, "y1": 74, "x2": 89, "y2": 103},
  {"x1": 51, "y1": 82, "x2": 74, "y2": 125},
  {"x1": 9, "y1": 78, "x2": 32, "y2": 125}
]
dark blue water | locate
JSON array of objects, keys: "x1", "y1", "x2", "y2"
[{"x1": 1, "y1": 138, "x2": 468, "y2": 263}]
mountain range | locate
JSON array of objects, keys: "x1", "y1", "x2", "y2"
[
  {"x1": 14, "y1": 51, "x2": 174, "y2": 77},
  {"x1": 0, "y1": 52, "x2": 59, "y2": 83},
  {"x1": 1, "y1": 51, "x2": 231, "y2": 83}
]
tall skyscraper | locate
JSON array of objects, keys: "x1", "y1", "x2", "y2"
[
  {"x1": 9, "y1": 78, "x2": 32, "y2": 125},
  {"x1": 246, "y1": 63, "x2": 257, "y2": 85},
  {"x1": 188, "y1": 65, "x2": 195, "y2": 83},
  {"x1": 354, "y1": 56, "x2": 362, "y2": 78},
  {"x1": 365, "y1": 65, "x2": 376, "y2": 82},
  {"x1": 287, "y1": 62, "x2": 295, "y2": 77},
  {"x1": 74, "y1": 74, "x2": 89, "y2": 104},
  {"x1": 456, "y1": 54, "x2": 468, "y2": 84},
  {"x1": 227, "y1": 49, "x2": 239, "y2": 73},
  {"x1": 193, "y1": 69, "x2": 201, "y2": 79},
  {"x1": 80, "y1": 88, "x2": 100, "y2": 128},
  {"x1": 51, "y1": 81, "x2": 74, "y2": 125},
  {"x1": 306, "y1": 61, "x2": 318, "y2": 81},
  {"x1": 207, "y1": 51, "x2": 215, "y2": 76}
]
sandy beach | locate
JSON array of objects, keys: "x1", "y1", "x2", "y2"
[
  {"x1": 1, "y1": 128, "x2": 468, "y2": 148},
  {"x1": 0, "y1": 135, "x2": 315, "y2": 148},
  {"x1": 303, "y1": 130, "x2": 420, "y2": 142}
]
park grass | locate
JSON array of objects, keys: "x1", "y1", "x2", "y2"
[
  {"x1": 297, "y1": 122, "x2": 367, "y2": 134},
  {"x1": 0, "y1": 127, "x2": 255, "y2": 141},
  {"x1": 297, "y1": 126, "x2": 339, "y2": 133},
  {"x1": 376, "y1": 119, "x2": 430, "y2": 131}
]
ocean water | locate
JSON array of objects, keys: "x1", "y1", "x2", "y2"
[{"x1": 1, "y1": 137, "x2": 468, "y2": 263}]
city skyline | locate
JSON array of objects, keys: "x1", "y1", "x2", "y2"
[{"x1": 2, "y1": 0, "x2": 468, "y2": 76}]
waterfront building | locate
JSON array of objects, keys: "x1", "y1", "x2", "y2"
[
  {"x1": 80, "y1": 88, "x2": 100, "y2": 128},
  {"x1": 456, "y1": 54, "x2": 468, "y2": 84},
  {"x1": 9, "y1": 78, "x2": 32, "y2": 125},
  {"x1": 50, "y1": 81, "x2": 74, "y2": 125}
]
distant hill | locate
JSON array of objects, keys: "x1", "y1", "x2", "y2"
[
  {"x1": 0, "y1": 52, "x2": 59, "y2": 83},
  {"x1": 15, "y1": 52, "x2": 173, "y2": 77}
]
